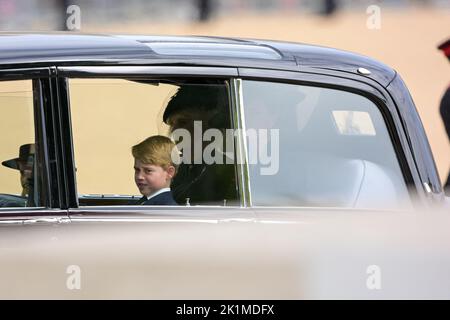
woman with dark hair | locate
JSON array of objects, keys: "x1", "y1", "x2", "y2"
[{"x1": 163, "y1": 84, "x2": 238, "y2": 206}]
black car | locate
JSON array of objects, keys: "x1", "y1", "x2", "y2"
[
  {"x1": 0, "y1": 33, "x2": 447, "y2": 224},
  {"x1": 2, "y1": 33, "x2": 450, "y2": 300}
]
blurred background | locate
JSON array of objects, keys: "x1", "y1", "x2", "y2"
[{"x1": 1, "y1": 0, "x2": 449, "y2": 185}]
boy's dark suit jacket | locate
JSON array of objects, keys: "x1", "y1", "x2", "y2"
[{"x1": 136, "y1": 191, "x2": 177, "y2": 205}]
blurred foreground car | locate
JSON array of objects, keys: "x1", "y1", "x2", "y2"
[{"x1": 0, "y1": 33, "x2": 449, "y2": 299}]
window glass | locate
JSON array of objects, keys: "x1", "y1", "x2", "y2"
[
  {"x1": 0, "y1": 80, "x2": 41, "y2": 208},
  {"x1": 242, "y1": 80, "x2": 411, "y2": 209},
  {"x1": 69, "y1": 78, "x2": 239, "y2": 207}
]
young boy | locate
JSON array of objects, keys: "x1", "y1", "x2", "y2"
[{"x1": 132, "y1": 135, "x2": 178, "y2": 205}]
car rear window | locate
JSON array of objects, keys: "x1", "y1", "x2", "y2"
[{"x1": 241, "y1": 80, "x2": 411, "y2": 209}]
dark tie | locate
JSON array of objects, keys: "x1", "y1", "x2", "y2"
[{"x1": 135, "y1": 196, "x2": 147, "y2": 205}]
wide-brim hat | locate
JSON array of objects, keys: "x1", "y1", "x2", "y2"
[
  {"x1": 438, "y1": 38, "x2": 450, "y2": 62},
  {"x1": 2, "y1": 143, "x2": 35, "y2": 170}
]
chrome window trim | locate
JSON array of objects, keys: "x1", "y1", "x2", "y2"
[
  {"x1": 68, "y1": 206, "x2": 255, "y2": 223},
  {"x1": 57, "y1": 66, "x2": 238, "y2": 78},
  {"x1": 230, "y1": 78, "x2": 252, "y2": 207},
  {"x1": 0, "y1": 209, "x2": 69, "y2": 225}
]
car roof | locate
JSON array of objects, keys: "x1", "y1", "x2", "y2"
[{"x1": 0, "y1": 33, "x2": 395, "y2": 86}]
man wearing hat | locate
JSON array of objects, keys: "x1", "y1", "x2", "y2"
[
  {"x1": 1, "y1": 143, "x2": 35, "y2": 199},
  {"x1": 163, "y1": 84, "x2": 238, "y2": 206},
  {"x1": 438, "y1": 38, "x2": 450, "y2": 192}
]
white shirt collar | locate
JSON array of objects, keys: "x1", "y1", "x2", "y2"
[{"x1": 146, "y1": 187, "x2": 171, "y2": 200}]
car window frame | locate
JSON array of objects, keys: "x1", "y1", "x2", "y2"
[
  {"x1": 56, "y1": 66, "x2": 251, "y2": 216},
  {"x1": 235, "y1": 67, "x2": 423, "y2": 208},
  {"x1": 0, "y1": 67, "x2": 69, "y2": 223}
]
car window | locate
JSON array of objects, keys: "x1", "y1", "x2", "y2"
[
  {"x1": 0, "y1": 80, "x2": 42, "y2": 208},
  {"x1": 241, "y1": 80, "x2": 411, "y2": 209},
  {"x1": 68, "y1": 78, "x2": 239, "y2": 207}
]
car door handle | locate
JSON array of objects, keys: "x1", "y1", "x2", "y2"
[{"x1": 23, "y1": 217, "x2": 70, "y2": 225}]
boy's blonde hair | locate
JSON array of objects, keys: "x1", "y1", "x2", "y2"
[{"x1": 132, "y1": 135, "x2": 178, "y2": 169}]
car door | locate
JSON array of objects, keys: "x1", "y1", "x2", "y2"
[
  {"x1": 56, "y1": 65, "x2": 255, "y2": 223},
  {"x1": 0, "y1": 67, "x2": 69, "y2": 225}
]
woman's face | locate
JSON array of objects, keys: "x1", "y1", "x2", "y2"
[
  {"x1": 167, "y1": 109, "x2": 219, "y2": 164},
  {"x1": 18, "y1": 161, "x2": 33, "y2": 195}
]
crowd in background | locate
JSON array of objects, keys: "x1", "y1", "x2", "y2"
[{"x1": 0, "y1": 0, "x2": 448, "y2": 31}]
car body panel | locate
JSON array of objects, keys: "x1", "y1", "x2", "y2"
[{"x1": 1, "y1": 209, "x2": 450, "y2": 299}]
